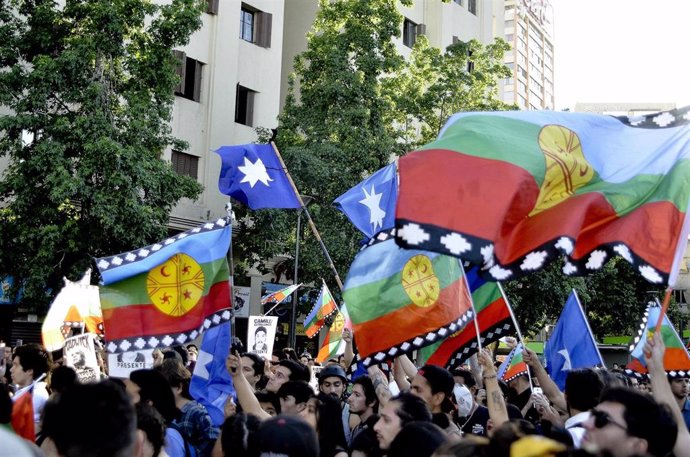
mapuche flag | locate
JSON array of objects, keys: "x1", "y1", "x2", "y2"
[
  {"x1": 316, "y1": 305, "x2": 351, "y2": 363},
  {"x1": 626, "y1": 303, "x2": 690, "y2": 379},
  {"x1": 418, "y1": 267, "x2": 514, "y2": 369},
  {"x1": 498, "y1": 344, "x2": 528, "y2": 382},
  {"x1": 96, "y1": 219, "x2": 232, "y2": 353},
  {"x1": 304, "y1": 281, "x2": 338, "y2": 338},
  {"x1": 395, "y1": 108, "x2": 690, "y2": 285},
  {"x1": 343, "y1": 235, "x2": 474, "y2": 366}
]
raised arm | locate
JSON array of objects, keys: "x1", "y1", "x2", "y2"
[
  {"x1": 342, "y1": 328, "x2": 355, "y2": 369},
  {"x1": 522, "y1": 347, "x2": 566, "y2": 411},
  {"x1": 225, "y1": 352, "x2": 270, "y2": 420},
  {"x1": 368, "y1": 364, "x2": 392, "y2": 406},
  {"x1": 477, "y1": 348, "x2": 508, "y2": 429}
]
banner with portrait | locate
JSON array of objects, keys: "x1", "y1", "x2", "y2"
[
  {"x1": 233, "y1": 286, "x2": 251, "y2": 318},
  {"x1": 247, "y1": 315, "x2": 278, "y2": 359},
  {"x1": 63, "y1": 333, "x2": 102, "y2": 383},
  {"x1": 107, "y1": 349, "x2": 155, "y2": 378}
]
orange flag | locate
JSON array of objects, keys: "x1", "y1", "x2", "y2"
[{"x1": 11, "y1": 388, "x2": 35, "y2": 441}]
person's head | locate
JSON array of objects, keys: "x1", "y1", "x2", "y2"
[
  {"x1": 432, "y1": 436, "x2": 491, "y2": 457},
  {"x1": 129, "y1": 369, "x2": 179, "y2": 423},
  {"x1": 0, "y1": 383, "x2": 12, "y2": 424},
  {"x1": 373, "y1": 392, "x2": 432, "y2": 450},
  {"x1": 11, "y1": 343, "x2": 51, "y2": 387},
  {"x1": 410, "y1": 365, "x2": 454, "y2": 413},
  {"x1": 170, "y1": 346, "x2": 188, "y2": 366},
  {"x1": 70, "y1": 350, "x2": 86, "y2": 369},
  {"x1": 564, "y1": 368, "x2": 604, "y2": 413},
  {"x1": 255, "y1": 326, "x2": 267, "y2": 345},
  {"x1": 507, "y1": 372, "x2": 530, "y2": 395},
  {"x1": 277, "y1": 381, "x2": 313, "y2": 415},
  {"x1": 151, "y1": 349, "x2": 164, "y2": 367},
  {"x1": 317, "y1": 364, "x2": 348, "y2": 399},
  {"x1": 255, "y1": 415, "x2": 319, "y2": 457},
  {"x1": 43, "y1": 380, "x2": 136, "y2": 457},
  {"x1": 266, "y1": 359, "x2": 310, "y2": 393},
  {"x1": 157, "y1": 358, "x2": 192, "y2": 400},
  {"x1": 582, "y1": 387, "x2": 677, "y2": 457},
  {"x1": 313, "y1": 392, "x2": 348, "y2": 454},
  {"x1": 240, "y1": 352, "x2": 265, "y2": 389},
  {"x1": 134, "y1": 402, "x2": 166, "y2": 457},
  {"x1": 348, "y1": 376, "x2": 378, "y2": 416},
  {"x1": 186, "y1": 344, "x2": 198, "y2": 362},
  {"x1": 50, "y1": 365, "x2": 78, "y2": 395},
  {"x1": 350, "y1": 421, "x2": 383, "y2": 457},
  {"x1": 668, "y1": 376, "x2": 689, "y2": 401},
  {"x1": 387, "y1": 421, "x2": 446, "y2": 457},
  {"x1": 221, "y1": 412, "x2": 261, "y2": 457},
  {"x1": 452, "y1": 368, "x2": 477, "y2": 394},
  {"x1": 300, "y1": 352, "x2": 312, "y2": 365},
  {"x1": 255, "y1": 391, "x2": 281, "y2": 416},
  {"x1": 490, "y1": 419, "x2": 538, "y2": 456}
]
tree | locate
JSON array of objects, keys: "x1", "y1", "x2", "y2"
[
  {"x1": 233, "y1": 0, "x2": 514, "y2": 313},
  {"x1": 0, "y1": 0, "x2": 205, "y2": 311}
]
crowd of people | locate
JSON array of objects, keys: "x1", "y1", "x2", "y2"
[{"x1": 1, "y1": 329, "x2": 689, "y2": 457}]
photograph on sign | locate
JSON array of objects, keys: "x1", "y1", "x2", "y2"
[
  {"x1": 63, "y1": 333, "x2": 102, "y2": 383},
  {"x1": 107, "y1": 349, "x2": 155, "y2": 378},
  {"x1": 233, "y1": 286, "x2": 251, "y2": 318},
  {"x1": 247, "y1": 315, "x2": 278, "y2": 359}
]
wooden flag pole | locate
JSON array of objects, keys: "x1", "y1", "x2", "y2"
[
  {"x1": 654, "y1": 288, "x2": 673, "y2": 333},
  {"x1": 460, "y1": 263, "x2": 483, "y2": 353},
  {"x1": 225, "y1": 203, "x2": 238, "y2": 344},
  {"x1": 270, "y1": 142, "x2": 344, "y2": 291}
]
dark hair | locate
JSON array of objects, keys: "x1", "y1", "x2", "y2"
[
  {"x1": 186, "y1": 344, "x2": 198, "y2": 352},
  {"x1": 388, "y1": 421, "x2": 446, "y2": 457},
  {"x1": 279, "y1": 359, "x2": 311, "y2": 383},
  {"x1": 452, "y1": 368, "x2": 477, "y2": 389},
  {"x1": 157, "y1": 359, "x2": 192, "y2": 400},
  {"x1": 255, "y1": 326, "x2": 267, "y2": 335},
  {"x1": 0, "y1": 383, "x2": 12, "y2": 424},
  {"x1": 170, "y1": 345, "x2": 188, "y2": 366},
  {"x1": 418, "y1": 365, "x2": 454, "y2": 396},
  {"x1": 161, "y1": 349, "x2": 183, "y2": 363},
  {"x1": 316, "y1": 392, "x2": 348, "y2": 456},
  {"x1": 433, "y1": 436, "x2": 491, "y2": 457},
  {"x1": 241, "y1": 352, "x2": 265, "y2": 377},
  {"x1": 129, "y1": 369, "x2": 180, "y2": 423},
  {"x1": 353, "y1": 376, "x2": 378, "y2": 411},
  {"x1": 13, "y1": 343, "x2": 51, "y2": 380},
  {"x1": 135, "y1": 402, "x2": 166, "y2": 457},
  {"x1": 600, "y1": 369, "x2": 632, "y2": 388},
  {"x1": 350, "y1": 421, "x2": 383, "y2": 457},
  {"x1": 278, "y1": 381, "x2": 314, "y2": 404},
  {"x1": 221, "y1": 412, "x2": 261, "y2": 457},
  {"x1": 599, "y1": 387, "x2": 677, "y2": 457},
  {"x1": 43, "y1": 380, "x2": 136, "y2": 457},
  {"x1": 564, "y1": 368, "x2": 603, "y2": 412},
  {"x1": 272, "y1": 350, "x2": 287, "y2": 361},
  {"x1": 50, "y1": 365, "x2": 78, "y2": 395},
  {"x1": 391, "y1": 392, "x2": 432, "y2": 425},
  {"x1": 255, "y1": 391, "x2": 281, "y2": 415},
  {"x1": 489, "y1": 419, "x2": 537, "y2": 457}
]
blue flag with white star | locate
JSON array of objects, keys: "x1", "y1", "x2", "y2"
[
  {"x1": 215, "y1": 144, "x2": 301, "y2": 209},
  {"x1": 544, "y1": 290, "x2": 604, "y2": 390},
  {"x1": 190, "y1": 322, "x2": 235, "y2": 426},
  {"x1": 334, "y1": 162, "x2": 397, "y2": 238}
]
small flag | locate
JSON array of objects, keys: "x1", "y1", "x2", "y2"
[
  {"x1": 190, "y1": 322, "x2": 235, "y2": 426},
  {"x1": 498, "y1": 344, "x2": 528, "y2": 382},
  {"x1": 334, "y1": 162, "x2": 398, "y2": 238},
  {"x1": 96, "y1": 219, "x2": 232, "y2": 353},
  {"x1": 215, "y1": 143, "x2": 301, "y2": 210},
  {"x1": 304, "y1": 281, "x2": 338, "y2": 338},
  {"x1": 11, "y1": 385, "x2": 35, "y2": 441},
  {"x1": 316, "y1": 304, "x2": 352, "y2": 363},
  {"x1": 544, "y1": 290, "x2": 604, "y2": 390},
  {"x1": 626, "y1": 303, "x2": 690, "y2": 378},
  {"x1": 260, "y1": 284, "x2": 301, "y2": 306}
]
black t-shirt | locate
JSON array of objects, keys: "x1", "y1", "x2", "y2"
[
  {"x1": 511, "y1": 388, "x2": 540, "y2": 424},
  {"x1": 460, "y1": 404, "x2": 490, "y2": 436}
]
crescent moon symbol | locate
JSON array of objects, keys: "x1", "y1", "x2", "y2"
[
  {"x1": 420, "y1": 264, "x2": 428, "y2": 274},
  {"x1": 160, "y1": 266, "x2": 171, "y2": 277}
]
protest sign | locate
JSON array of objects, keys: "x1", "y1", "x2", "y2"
[
  {"x1": 107, "y1": 349, "x2": 154, "y2": 378},
  {"x1": 247, "y1": 315, "x2": 278, "y2": 359},
  {"x1": 63, "y1": 333, "x2": 101, "y2": 383},
  {"x1": 233, "y1": 286, "x2": 251, "y2": 318}
]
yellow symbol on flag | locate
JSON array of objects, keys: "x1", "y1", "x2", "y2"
[
  {"x1": 147, "y1": 253, "x2": 205, "y2": 316},
  {"x1": 331, "y1": 312, "x2": 345, "y2": 333},
  {"x1": 530, "y1": 125, "x2": 594, "y2": 216},
  {"x1": 402, "y1": 255, "x2": 440, "y2": 308}
]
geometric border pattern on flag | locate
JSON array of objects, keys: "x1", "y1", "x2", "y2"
[
  {"x1": 396, "y1": 223, "x2": 667, "y2": 285},
  {"x1": 105, "y1": 308, "x2": 232, "y2": 354},
  {"x1": 445, "y1": 319, "x2": 514, "y2": 370},
  {"x1": 96, "y1": 218, "x2": 229, "y2": 273},
  {"x1": 613, "y1": 105, "x2": 690, "y2": 130},
  {"x1": 363, "y1": 227, "x2": 397, "y2": 249},
  {"x1": 361, "y1": 309, "x2": 475, "y2": 367}
]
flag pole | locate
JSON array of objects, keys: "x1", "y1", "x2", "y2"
[
  {"x1": 572, "y1": 289, "x2": 606, "y2": 368},
  {"x1": 270, "y1": 142, "x2": 344, "y2": 291},
  {"x1": 225, "y1": 203, "x2": 237, "y2": 345},
  {"x1": 497, "y1": 282, "x2": 533, "y2": 388},
  {"x1": 654, "y1": 288, "x2": 673, "y2": 334},
  {"x1": 460, "y1": 263, "x2": 482, "y2": 353}
]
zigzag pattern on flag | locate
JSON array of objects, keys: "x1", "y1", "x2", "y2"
[
  {"x1": 498, "y1": 344, "x2": 528, "y2": 382},
  {"x1": 261, "y1": 284, "x2": 301, "y2": 305},
  {"x1": 304, "y1": 281, "x2": 338, "y2": 338}
]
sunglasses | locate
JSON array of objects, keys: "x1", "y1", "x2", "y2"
[{"x1": 591, "y1": 409, "x2": 628, "y2": 432}]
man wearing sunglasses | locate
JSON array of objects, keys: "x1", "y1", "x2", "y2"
[{"x1": 582, "y1": 387, "x2": 677, "y2": 457}]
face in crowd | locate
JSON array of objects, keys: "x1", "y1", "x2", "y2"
[
  {"x1": 373, "y1": 399, "x2": 403, "y2": 450},
  {"x1": 320, "y1": 376, "x2": 346, "y2": 398},
  {"x1": 347, "y1": 383, "x2": 369, "y2": 415},
  {"x1": 266, "y1": 365, "x2": 291, "y2": 393}
]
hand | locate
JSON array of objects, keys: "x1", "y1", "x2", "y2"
[
  {"x1": 477, "y1": 348, "x2": 496, "y2": 376},
  {"x1": 643, "y1": 331, "x2": 666, "y2": 372},
  {"x1": 522, "y1": 347, "x2": 540, "y2": 368},
  {"x1": 224, "y1": 396, "x2": 237, "y2": 417},
  {"x1": 504, "y1": 336, "x2": 517, "y2": 349},
  {"x1": 476, "y1": 388, "x2": 487, "y2": 405},
  {"x1": 342, "y1": 328, "x2": 353, "y2": 343},
  {"x1": 226, "y1": 353, "x2": 243, "y2": 378}
]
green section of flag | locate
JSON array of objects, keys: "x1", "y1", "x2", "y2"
[
  {"x1": 660, "y1": 325, "x2": 685, "y2": 349},
  {"x1": 472, "y1": 282, "x2": 501, "y2": 313},
  {"x1": 344, "y1": 254, "x2": 461, "y2": 324},
  {"x1": 100, "y1": 257, "x2": 229, "y2": 310}
]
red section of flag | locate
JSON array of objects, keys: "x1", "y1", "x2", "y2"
[{"x1": 11, "y1": 389, "x2": 35, "y2": 441}]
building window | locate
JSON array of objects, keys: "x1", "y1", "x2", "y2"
[
  {"x1": 235, "y1": 84, "x2": 256, "y2": 126},
  {"x1": 453, "y1": 0, "x2": 463, "y2": 5},
  {"x1": 172, "y1": 151, "x2": 199, "y2": 179},
  {"x1": 240, "y1": 4, "x2": 272, "y2": 48},
  {"x1": 173, "y1": 51, "x2": 203, "y2": 102},
  {"x1": 207, "y1": 0, "x2": 219, "y2": 15},
  {"x1": 403, "y1": 18, "x2": 418, "y2": 48},
  {"x1": 468, "y1": 0, "x2": 477, "y2": 15}
]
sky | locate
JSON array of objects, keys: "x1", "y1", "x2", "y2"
[{"x1": 552, "y1": 0, "x2": 690, "y2": 111}]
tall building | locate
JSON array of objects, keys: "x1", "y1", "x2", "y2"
[{"x1": 501, "y1": 0, "x2": 554, "y2": 110}]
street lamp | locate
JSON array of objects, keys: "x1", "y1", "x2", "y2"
[{"x1": 289, "y1": 195, "x2": 313, "y2": 349}]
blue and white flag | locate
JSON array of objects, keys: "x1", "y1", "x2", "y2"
[
  {"x1": 544, "y1": 290, "x2": 604, "y2": 390},
  {"x1": 190, "y1": 322, "x2": 235, "y2": 426},
  {"x1": 215, "y1": 144, "x2": 301, "y2": 209},
  {"x1": 334, "y1": 162, "x2": 397, "y2": 238}
]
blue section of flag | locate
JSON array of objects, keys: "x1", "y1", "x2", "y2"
[
  {"x1": 544, "y1": 291, "x2": 604, "y2": 390},
  {"x1": 334, "y1": 163, "x2": 397, "y2": 238},
  {"x1": 215, "y1": 144, "x2": 301, "y2": 210},
  {"x1": 190, "y1": 322, "x2": 235, "y2": 426}
]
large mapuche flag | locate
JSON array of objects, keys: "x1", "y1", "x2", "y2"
[
  {"x1": 96, "y1": 219, "x2": 232, "y2": 353},
  {"x1": 395, "y1": 108, "x2": 690, "y2": 285},
  {"x1": 343, "y1": 235, "x2": 474, "y2": 366}
]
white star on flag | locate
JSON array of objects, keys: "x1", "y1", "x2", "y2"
[
  {"x1": 238, "y1": 157, "x2": 273, "y2": 188},
  {"x1": 359, "y1": 185, "x2": 386, "y2": 231},
  {"x1": 558, "y1": 348, "x2": 572, "y2": 371},
  {"x1": 195, "y1": 349, "x2": 213, "y2": 380}
]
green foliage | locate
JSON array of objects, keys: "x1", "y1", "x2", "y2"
[{"x1": 0, "y1": 0, "x2": 205, "y2": 310}]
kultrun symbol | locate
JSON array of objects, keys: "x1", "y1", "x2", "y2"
[
  {"x1": 331, "y1": 312, "x2": 345, "y2": 333},
  {"x1": 147, "y1": 253, "x2": 205, "y2": 317},
  {"x1": 402, "y1": 255, "x2": 440, "y2": 308},
  {"x1": 530, "y1": 125, "x2": 594, "y2": 216}
]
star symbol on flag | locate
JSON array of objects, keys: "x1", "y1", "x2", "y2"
[
  {"x1": 359, "y1": 185, "x2": 386, "y2": 231},
  {"x1": 195, "y1": 349, "x2": 213, "y2": 380},
  {"x1": 558, "y1": 348, "x2": 572, "y2": 371},
  {"x1": 238, "y1": 157, "x2": 273, "y2": 188}
]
